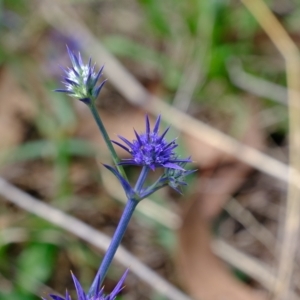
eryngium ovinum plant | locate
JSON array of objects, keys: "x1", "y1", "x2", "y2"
[{"x1": 50, "y1": 47, "x2": 194, "y2": 299}]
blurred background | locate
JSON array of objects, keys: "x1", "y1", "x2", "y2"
[{"x1": 0, "y1": 0, "x2": 299, "y2": 299}]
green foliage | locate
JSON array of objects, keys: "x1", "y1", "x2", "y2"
[
  {"x1": 0, "y1": 291, "x2": 37, "y2": 300},
  {"x1": 16, "y1": 243, "x2": 57, "y2": 292},
  {"x1": 2, "y1": 0, "x2": 28, "y2": 14},
  {"x1": 156, "y1": 226, "x2": 176, "y2": 253},
  {"x1": 138, "y1": 0, "x2": 172, "y2": 37}
]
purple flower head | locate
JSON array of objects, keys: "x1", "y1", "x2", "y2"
[
  {"x1": 55, "y1": 47, "x2": 106, "y2": 104},
  {"x1": 112, "y1": 115, "x2": 191, "y2": 171},
  {"x1": 44, "y1": 270, "x2": 128, "y2": 300}
]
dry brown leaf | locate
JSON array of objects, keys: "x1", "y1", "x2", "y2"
[
  {"x1": 177, "y1": 99, "x2": 267, "y2": 300},
  {"x1": 178, "y1": 195, "x2": 266, "y2": 300}
]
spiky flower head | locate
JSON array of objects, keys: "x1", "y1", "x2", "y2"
[
  {"x1": 43, "y1": 270, "x2": 127, "y2": 300},
  {"x1": 112, "y1": 115, "x2": 191, "y2": 171},
  {"x1": 160, "y1": 160, "x2": 196, "y2": 194},
  {"x1": 138, "y1": 160, "x2": 195, "y2": 198},
  {"x1": 55, "y1": 47, "x2": 106, "y2": 105}
]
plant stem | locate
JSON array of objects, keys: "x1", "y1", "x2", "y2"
[
  {"x1": 134, "y1": 166, "x2": 150, "y2": 193},
  {"x1": 88, "y1": 198, "x2": 138, "y2": 296},
  {"x1": 89, "y1": 103, "x2": 127, "y2": 180}
]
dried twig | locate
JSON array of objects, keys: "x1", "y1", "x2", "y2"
[
  {"x1": 227, "y1": 57, "x2": 295, "y2": 106},
  {"x1": 212, "y1": 239, "x2": 275, "y2": 291},
  {"x1": 224, "y1": 197, "x2": 276, "y2": 252},
  {"x1": 172, "y1": 59, "x2": 203, "y2": 113},
  {"x1": 240, "y1": 1, "x2": 300, "y2": 299}
]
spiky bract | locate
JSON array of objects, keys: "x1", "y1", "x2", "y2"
[{"x1": 160, "y1": 160, "x2": 196, "y2": 194}]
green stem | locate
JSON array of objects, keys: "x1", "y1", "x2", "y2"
[{"x1": 89, "y1": 103, "x2": 127, "y2": 180}]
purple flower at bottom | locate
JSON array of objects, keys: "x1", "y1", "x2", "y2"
[
  {"x1": 112, "y1": 115, "x2": 191, "y2": 171},
  {"x1": 43, "y1": 270, "x2": 128, "y2": 300}
]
